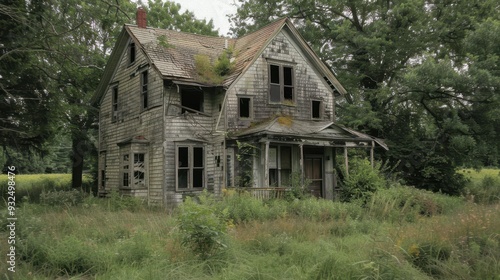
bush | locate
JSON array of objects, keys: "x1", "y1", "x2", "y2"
[
  {"x1": 462, "y1": 175, "x2": 500, "y2": 204},
  {"x1": 106, "y1": 190, "x2": 145, "y2": 211},
  {"x1": 177, "y1": 192, "x2": 228, "y2": 259},
  {"x1": 339, "y1": 158, "x2": 387, "y2": 202}
]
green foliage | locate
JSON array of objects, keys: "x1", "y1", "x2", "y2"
[
  {"x1": 106, "y1": 189, "x2": 146, "y2": 212},
  {"x1": 462, "y1": 175, "x2": 500, "y2": 204},
  {"x1": 176, "y1": 192, "x2": 228, "y2": 259},
  {"x1": 40, "y1": 189, "x2": 84, "y2": 207},
  {"x1": 235, "y1": 141, "x2": 256, "y2": 188},
  {"x1": 366, "y1": 184, "x2": 463, "y2": 223},
  {"x1": 194, "y1": 48, "x2": 235, "y2": 85},
  {"x1": 230, "y1": 0, "x2": 500, "y2": 195},
  {"x1": 339, "y1": 158, "x2": 387, "y2": 202},
  {"x1": 142, "y1": 0, "x2": 218, "y2": 36}
]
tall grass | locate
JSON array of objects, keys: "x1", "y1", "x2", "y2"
[
  {"x1": 0, "y1": 173, "x2": 93, "y2": 203},
  {"x1": 1, "y1": 170, "x2": 498, "y2": 279}
]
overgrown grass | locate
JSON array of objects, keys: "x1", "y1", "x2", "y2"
[
  {"x1": 0, "y1": 173, "x2": 93, "y2": 203},
  {"x1": 1, "y1": 170, "x2": 498, "y2": 279}
]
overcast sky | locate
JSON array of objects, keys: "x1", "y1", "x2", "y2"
[{"x1": 174, "y1": 0, "x2": 238, "y2": 36}]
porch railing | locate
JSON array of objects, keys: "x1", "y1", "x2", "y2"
[{"x1": 230, "y1": 187, "x2": 290, "y2": 200}]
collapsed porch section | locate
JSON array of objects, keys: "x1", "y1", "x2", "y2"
[{"x1": 226, "y1": 116, "x2": 388, "y2": 199}]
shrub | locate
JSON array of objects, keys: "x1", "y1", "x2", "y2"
[
  {"x1": 462, "y1": 175, "x2": 500, "y2": 204},
  {"x1": 339, "y1": 158, "x2": 387, "y2": 202},
  {"x1": 107, "y1": 189, "x2": 145, "y2": 211},
  {"x1": 177, "y1": 192, "x2": 228, "y2": 259}
]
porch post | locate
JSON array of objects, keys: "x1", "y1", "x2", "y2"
[
  {"x1": 344, "y1": 146, "x2": 349, "y2": 177},
  {"x1": 299, "y1": 144, "x2": 304, "y2": 185},
  {"x1": 264, "y1": 141, "x2": 269, "y2": 188}
]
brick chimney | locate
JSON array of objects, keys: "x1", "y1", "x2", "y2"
[{"x1": 136, "y1": 7, "x2": 147, "y2": 28}]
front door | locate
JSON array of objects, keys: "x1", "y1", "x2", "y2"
[{"x1": 305, "y1": 156, "x2": 323, "y2": 197}]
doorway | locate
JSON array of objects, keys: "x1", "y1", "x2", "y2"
[{"x1": 304, "y1": 155, "x2": 323, "y2": 198}]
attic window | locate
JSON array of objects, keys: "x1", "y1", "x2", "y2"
[
  {"x1": 238, "y1": 96, "x2": 253, "y2": 119},
  {"x1": 312, "y1": 100, "x2": 323, "y2": 119},
  {"x1": 269, "y1": 64, "x2": 294, "y2": 104},
  {"x1": 141, "y1": 71, "x2": 148, "y2": 109},
  {"x1": 181, "y1": 89, "x2": 204, "y2": 113},
  {"x1": 129, "y1": 42, "x2": 136, "y2": 64}
]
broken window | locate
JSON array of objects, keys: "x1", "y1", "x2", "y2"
[
  {"x1": 181, "y1": 89, "x2": 204, "y2": 113},
  {"x1": 312, "y1": 100, "x2": 322, "y2": 119},
  {"x1": 120, "y1": 149, "x2": 147, "y2": 189},
  {"x1": 238, "y1": 97, "x2": 252, "y2": 119},
  {"x1": 176, "y1": 145, "x2": 205, "y2": 190},
  {"x1": 141, "y1": 71, "x2": 148, "y2": 109},
  {"x1": 269, "y1": 64, "x2": 294, "y2": 104},
  {"x1": 133, "y1": 153, "x2": 145, "y2": 187}
]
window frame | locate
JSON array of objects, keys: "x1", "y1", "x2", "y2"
[
  {"x1": 119, "y1": 146, "x2": 148, "y2": 189},
  {"x1": 268, "y1": 145, "x2": 293, "y2": 187},
  {"x1": 181, "y1": 88, "x2": 204, "y2": 114},
  {"x1": 268, "y1": 63, "x2": 295, "y2": 105},
  {"x1": 175, "y1": 144, "x2": 206, "y2": 191},
  {"x1": 129, "y1": 42, "x2": 136, "y2": 65},
  {"x1": 112, "y1": 86, "x2": 119, "y2": 122},
  {"x1": 311, "y1": 100, "x2": 323, "y2": 119},
  {"x1": 237, "y1": 95, "x2": 253, "y2": 119},
  {"x1": 140, "y1": 70, "x2": 148, "y2": 110}
]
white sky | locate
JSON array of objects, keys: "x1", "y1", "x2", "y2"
[{"x1": 173, "y1": 0, "x2": 238, "y2": 36}]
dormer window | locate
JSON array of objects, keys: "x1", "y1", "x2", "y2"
[
  {"x1": 269, "y1": 64, "x2": 294, "y2": 104},
  {"x1": 129, "y1": 42, "x2": 136, "y2": 64}
]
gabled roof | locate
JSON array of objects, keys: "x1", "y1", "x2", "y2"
[
  {"x1": 233, "y1": 116, "x2": 388, "y2": 150},
  {"x1": 92, "y1": 18, "x2": 346, "y2": 106}
]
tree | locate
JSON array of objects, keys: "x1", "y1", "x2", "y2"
[
  {"x1": 230, "y1": 0, "x2": 500, "y2": 194},
  {"x1": 0, "y1": 0, "x2": 60, "y2": 171},
  {"x1": 1, "y1": 0, "x2": 219, "y2": 189}
]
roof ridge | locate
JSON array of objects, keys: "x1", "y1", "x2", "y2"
[
  {"x1": 237, "y1": 17, "x2": 288, "y2": 40},
  {"x1": 125, "y1": 24, "x2": 233, "y2": 40}
]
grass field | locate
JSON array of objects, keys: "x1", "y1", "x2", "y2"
[{"x1": 0, "y1": 169, "x2": 499, "y2": 279}]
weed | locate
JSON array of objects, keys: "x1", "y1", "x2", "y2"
[{"x1": 176, "y1": 192, "x2": 229, "y2": 259}]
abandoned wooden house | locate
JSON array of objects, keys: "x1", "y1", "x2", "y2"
[{"x1": 92, "y1": 8, "x2": 387, "y2": 207}]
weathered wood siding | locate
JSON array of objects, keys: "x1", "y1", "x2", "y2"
[
  {"x1": 162, "y1": 86, "x2": 225, "y2": 208},
  {"x1": 225, "y1": 29, "x2": 335, "y2": 130},
  {"x1": 98, "y1": 36, "x2": 164, "y2": 205}
]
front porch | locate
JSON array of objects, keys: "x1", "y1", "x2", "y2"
[{"x1": 226, "y1": 117, "x2": 387, "y2": 200}]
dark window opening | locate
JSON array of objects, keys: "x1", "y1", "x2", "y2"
[
  {"x1": 123, "y1": 172, "x2": 129, "y2": 187},
  {"x1": 181, "y1": 90, "x2": 204, "y2": 113},
  {"x1": 129, "y1": 43, "x2": 136, "y2": 64},
  {"x1": 112, "y1": 87, "x2": 118, "y2": 121},
  {"x1": 141, "y1": 71, "x2": 148, "y2": 109},
  {"x1": 177, "y1": 146, "x2": 205, "y2": 190},
  {"x1": 312, "y1": 100, "x2": 322, "y2": 119},
  {"x1": 239, "y1": 97, "x2": 251, "y2": 118},
  {"x1": 101, "y1": 170, "x2": 106, "y2": 187},
  {"x1": 269, "y1": 64, "x2": 294, "y2": 103}
]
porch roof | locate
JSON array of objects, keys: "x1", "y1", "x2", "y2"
[{"x1": 232, "y1": 117, "x2": 388, "y2": 150}]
